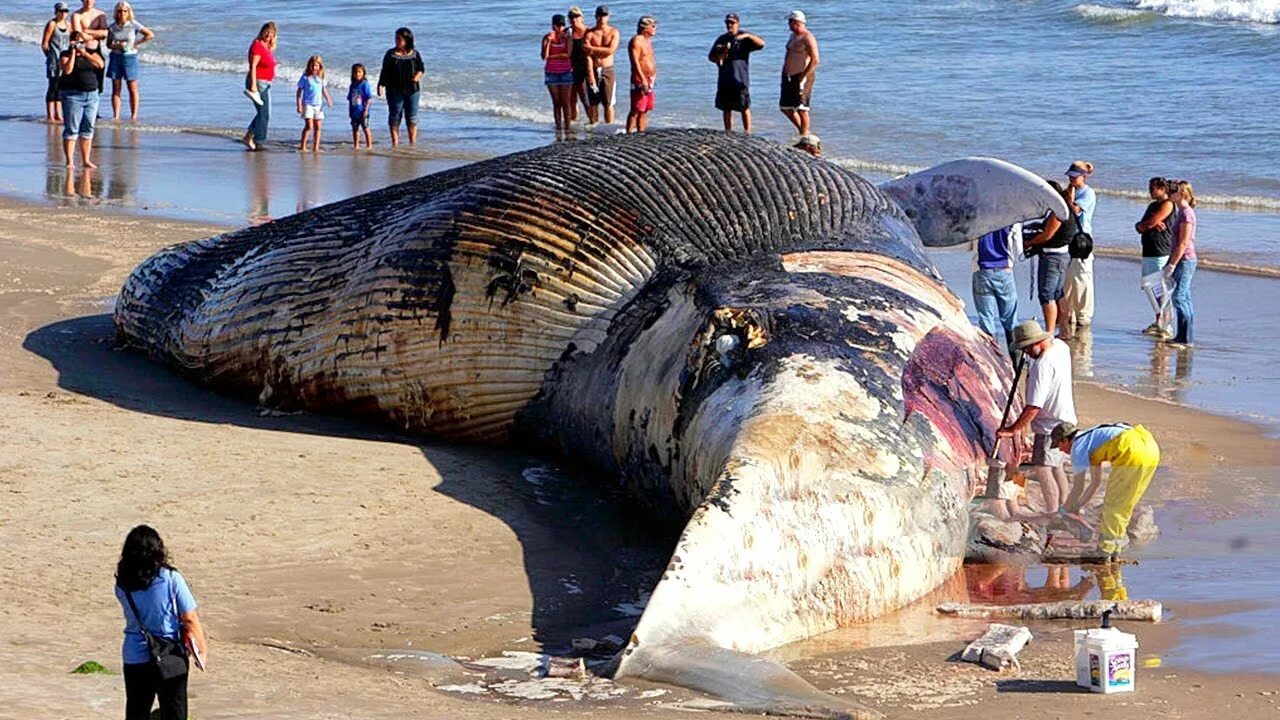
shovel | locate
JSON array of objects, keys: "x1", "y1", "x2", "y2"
[{"x1": 982, "y1": 353, "x2": 1026, "y2": 499}]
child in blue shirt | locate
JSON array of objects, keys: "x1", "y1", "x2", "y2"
[
  {"x1": 348, "y1": 63, "x2": 374, "y2": 149},
  {"x1": 296, "y1": 54, "x2": 333, "y2": 152}
]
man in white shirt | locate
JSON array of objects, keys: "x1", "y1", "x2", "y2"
[{"x1": 997, "y1": 320, "x2": 1077, "y2": 514}]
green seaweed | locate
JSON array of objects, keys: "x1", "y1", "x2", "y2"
[{"x1": 70, "y1": 660, "x2": 112, "y2": 675}]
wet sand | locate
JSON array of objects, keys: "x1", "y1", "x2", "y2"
[{"x1": 1, "y1": 196, "x2": 1278, "y2": 719}]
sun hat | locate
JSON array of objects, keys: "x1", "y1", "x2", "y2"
[
  {"x1": 1011, "y1": 320, "x2": 1051, "y2": 351},
  {"x1": 788, "y1": 10, "x2": 807, "y2": 23},
  {"x1": 1050, "y1": 422, "x2": 1079, "y2": 445},
  {"x1": 1066, "y1": 160, "x2": 1092, "y2": 178}
]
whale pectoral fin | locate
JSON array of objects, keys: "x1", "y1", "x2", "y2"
[
  {"x1": 618, "y1": 639, "x2": 882, "y2": 720},
  {"x1": 878, "y1": 157, "x2": 1070, "y2": 247}
]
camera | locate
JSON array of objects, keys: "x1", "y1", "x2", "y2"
[{"x1": 71, "y1": 41, "x2": 85, "y2": 50}]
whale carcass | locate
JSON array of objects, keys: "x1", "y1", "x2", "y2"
[{"x1": 115, "y1": 130, "x2": 1066, "y2": 716}]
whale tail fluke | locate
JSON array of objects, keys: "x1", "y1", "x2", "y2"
[
  {"x1": 616, "y1": 640, "x2": 882, "y2": 720},
  {"x1": 878, "y1": 157, "x2": 1070, "y2": 248}
]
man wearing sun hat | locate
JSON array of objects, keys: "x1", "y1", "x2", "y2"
[
  {"x1": 1052, "y1": 420, "x2": 1160, "y2": 559},
  {"x1": 997, "y1": 320, "x2": 1077, "y2": 516}
]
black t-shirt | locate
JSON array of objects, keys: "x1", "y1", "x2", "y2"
[
  {"x1": 711, "y1": 32, "x2": 761, "y2": 89},
  {"x1": 58, "y1": 50, "x2": 99, "y2": 92},
  {"x1": 1139, "y1": 200, "x2": 1173, "y2": 257},
  {"x1": 1045, "y1": 210, "x2": 1077, "y2": 249},
  {"x1": 377, "y1": 49, "x2": 424, "y2": 95}
]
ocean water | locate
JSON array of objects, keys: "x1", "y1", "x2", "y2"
[{"x1": 1, "y1": 0, "x2": 1278, "y2": 259}]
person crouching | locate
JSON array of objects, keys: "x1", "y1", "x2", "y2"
[{"x1": 1053, "y1": 421, "x2": 1160, "y2": 560}]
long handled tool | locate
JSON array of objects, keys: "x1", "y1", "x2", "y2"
[{"x1": 982, "y1": 353, "x2": 1026, "y2": 499}]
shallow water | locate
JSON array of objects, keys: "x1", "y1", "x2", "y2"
[{"x1": 1, "y1": 0, "x2": 1279, "y2": 262}]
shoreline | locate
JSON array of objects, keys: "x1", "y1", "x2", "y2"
[{"x1": 1, "y1": 173, "x2": 1278, "y2": 719}]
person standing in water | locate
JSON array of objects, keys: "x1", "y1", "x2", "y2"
[
  {"x1": 779, "y1": 9, "x2": 818, "y2": 137},
  {"x1": 348, "y1": 63, "x2": 374, "y2": 150},
  {"x1": 1062, "y1": 161, "x2": 1097, "y2": 333},
  {"x1": 1134, "y1": 176, "x2": 1175, "y2": 336},
  {"x1": 105, "y1": 1, "x2": 154, "y2": 121},
  {"x1": 42, "y1": 3, "x2": 72, "y2": 123},
  {"x1": 71, "y1": 0, "x2": 108, "y2": 92},
  {"x1": 1163, "y1": 179, "x2": 1198, "y2": 347},
  {"x1": 708, "y1": 13, "x2": 764, "y2": 133},
  {"x1": 626, "y1": 15, "x2": 657, "y2": 133},
  {"x1": 567, "y1": 7, "x2": 591, "y2": 124},
  {"x1": 58, "y1": 29, "x2": 104, "y2": 168},
  {"x1": 376, "y1": 27, "x2": 425, "y2": 147},
  {"x1": 240, "y1": 22, "x2": 276, "y2": 151},
  {"x1": 584, "y1": 6, "x2": 619, "y2": 125},
  {"x1": 295, "y1": 55, "x2": 333, "y2": 152},
  {"x1": 542, "y1": 14, "x2": 574, "y2": 138}
]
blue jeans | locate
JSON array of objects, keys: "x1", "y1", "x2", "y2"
[
  {"x1": 246, "y1": 80, "x2": 271, "y2": 142},
  {"x1": 972, "y1": 268, "x2": 1018, "y2": 348},
  {"x1": 1171, "y1": 258, "x2": 1196, "y2": 344},
  {"x1": 60, "y1": 89, "x2": 100, "y2": 139},
  {"x1": 386, "y1": 90, "x2": 420, "y2": 128}
]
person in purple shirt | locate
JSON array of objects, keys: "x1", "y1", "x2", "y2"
[
  {"x1": 114, "y1": 525, "x2": 207, "y2": 720},
  {"x1": 971, "y1": 223, "x2": 1022, "y2": 355},
  {"x1": 1163, "y1": 179, "x2": 1198, "y2": 347}
]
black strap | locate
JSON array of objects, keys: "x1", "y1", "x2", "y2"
[{"x1": 121, "y1": 570, "x2": 179, "y2": 644}]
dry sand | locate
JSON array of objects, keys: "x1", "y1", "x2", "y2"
[{"x1": 0, "y1": 197, "x2": 1277, "y2": 719}]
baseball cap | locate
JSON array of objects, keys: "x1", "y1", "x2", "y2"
[
  {"x1": 1050, "y1": 422, "x2": 1079, "y2": 445},
  {"x1": 788, "y1": 10, "x2": 806, "y2": 23},
  {"x1": 725, "y1": 12, "x2": 739, "y2": 22},
  {"x1": 638, "y1": 14, "x2": 656, "y2": 29},
  {"x1": 54, "y1": 1, "x2": 69, "y2": 10},
  {"x1": 595, "y1": 5, "x2": 609, "y2": 16}
]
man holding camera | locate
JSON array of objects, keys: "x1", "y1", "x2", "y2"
[{"x1": 708, "y1": 13, "x2": 764, "y2": 133}]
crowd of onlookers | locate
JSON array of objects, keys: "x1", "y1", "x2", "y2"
[
  {"x1": 539, "y1": 7, "x2": 820, "y2": 146},
  {"x1": 971, "y1": 165, "x2": 1199, "y2": 354}
]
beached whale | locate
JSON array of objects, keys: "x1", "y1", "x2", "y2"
[{"x1": 115, "y1": 130, "x2": 1065, "y2": 718}]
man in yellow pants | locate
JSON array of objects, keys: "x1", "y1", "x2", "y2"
[{"x1": 1052, "y1": 422, "x2": 1160, "y2": 560}]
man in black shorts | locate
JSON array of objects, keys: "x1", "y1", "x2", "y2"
[
  {"x1": 708, "y1": 13, "x2": 764, "y2": 133},
  {"x1": 779, "y1": 9, "x2": 819, "y2": 136}
]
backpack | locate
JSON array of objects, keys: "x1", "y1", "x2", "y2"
[{"x1": 1068, "y1": 212, "x2": 1093, "y2": 260}]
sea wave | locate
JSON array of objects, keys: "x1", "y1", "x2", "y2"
[
  {"x1": 1073, "y1": 3, "x2": 1161, "y2": 25},
  {"x1": 1133, "y1": 0, "x2": 1280, "y2": 23}
]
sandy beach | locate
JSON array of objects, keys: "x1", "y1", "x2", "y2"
[{"x1": 1, "y1": 191, "x2": 1278, "y2": 719}]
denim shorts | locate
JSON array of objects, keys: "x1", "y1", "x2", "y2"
[
  {"x1": 544, "y1": 71, "x2": 574, "y2": 87},
  {"x1": 106, "y1": 52, "x2": 140, "y2": 82},
  {"x1": 385, "y1": 91, "x2": 419, "y2": 126},
  {"x1": 1141, "y1": 255, "x2": 1168, "y2": 277},
  {"x1": 1037, "y1": 252, "x2": 1069, "y2": 305},
  {"x1": 60, "y1": 89, "x2": 100, "y2": 139}
]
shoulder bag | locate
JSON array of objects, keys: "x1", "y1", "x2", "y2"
[{"x1": 122, "y1": 571, "x2": 189, "y2": 680}]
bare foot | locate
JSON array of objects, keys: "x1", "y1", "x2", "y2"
[
  {"x1": 65, "y1": 161, "x2": 74, "y2": 169},
  {"x1": 84, "y1": 160, "x2": 98, "y2": 169}
]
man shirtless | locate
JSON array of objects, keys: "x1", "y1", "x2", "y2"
[
  {"x1": 71, "y1": 0, "x2": 108, "y2": 93},
  {"x1": 584, "y1": 5, "x2": 620, "y2": 125},
  {"x1": 780, "y1": 9, "x2": 819, "y2": 136},
  {"x1": 626, "y1": 16, "x2": 656, "y2": 133}
]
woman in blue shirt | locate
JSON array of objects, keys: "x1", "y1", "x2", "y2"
[
  {"x1": 115, "y1": 525, "x2": 207, "y2": 720},
  {"x1": 1062, "y1": 160, "x2": 1097, "y2": 333}
]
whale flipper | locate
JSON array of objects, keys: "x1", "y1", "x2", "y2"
[{"x1": 878, "y1": 157, "x2": 1069, "y2": 247}]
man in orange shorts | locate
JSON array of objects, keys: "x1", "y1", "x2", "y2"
[{"x1": 627, "y1": 15, "x2": 657, "y2": 133}]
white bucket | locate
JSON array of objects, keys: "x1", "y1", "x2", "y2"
[{"x1": 1086, "y1": 629, "x2": 1139, "y2": 693}]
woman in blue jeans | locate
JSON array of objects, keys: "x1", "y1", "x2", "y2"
[
  {"x1": 1163, "y1": 179, "x2": 1198, "y2": 347},
  {"x1": 58, "y1": 30, "x2": 104, "y2": 168},
  {"x1": 377, "y1": 27, "x2": 425, "y2": 147},
  {"x1": 115, "y1": 525, "x2": 208, "y2": 720},
  {"x1": 241, "y1": 22, "x2": 277, "y2": 151}
]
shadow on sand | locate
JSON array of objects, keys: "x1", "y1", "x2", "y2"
[{"x1": 24, "y1": 313, "x2": 670, "y2": 654}]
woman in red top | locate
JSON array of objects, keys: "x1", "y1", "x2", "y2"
[
  {"x1": 541, "y1": 14, "x2": 574, "y2": 138},
  {"x1": 241, "y1": 21, "x2": 277, "y2": 151}
]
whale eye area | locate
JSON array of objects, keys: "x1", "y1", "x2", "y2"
[{"x1": 676, "y1": 307, "x2": 770, "y2": 404}]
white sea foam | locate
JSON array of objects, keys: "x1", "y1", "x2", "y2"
[
  {"x1": 1073, "y1": 3, "x2": 1161, "y2": 24},
  {"x1": 1133, "y1": 0, "x2": 1280, "y2": 23}
]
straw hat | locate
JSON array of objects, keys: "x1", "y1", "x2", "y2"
[{"x1": 1011, "y1": 320, "x2": 1051, "y2": 350}]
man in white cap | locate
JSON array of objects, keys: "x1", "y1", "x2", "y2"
[
  {"x1": 780, "y1": 9, "x2": 819, "y2": 136},
  {"x1": 997, "y1": 319, "x2": 1077, "y2": 515}
]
